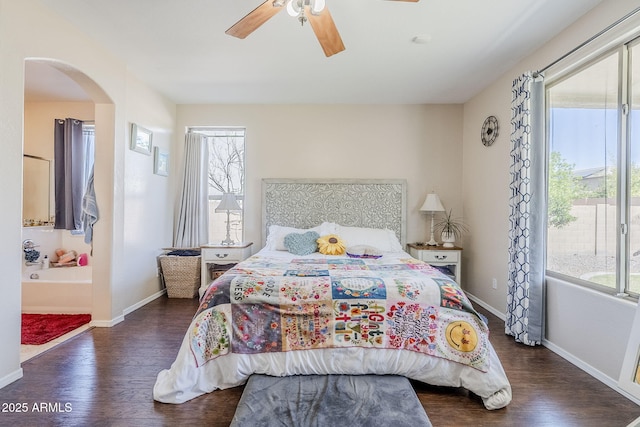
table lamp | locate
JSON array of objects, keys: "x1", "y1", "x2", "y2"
[
  {"x1": 215, "y1": 193, "x2": 241, "y2": 245},
  {"x1": 419, "y1": 192, "x2": 445, "y2": 246}
]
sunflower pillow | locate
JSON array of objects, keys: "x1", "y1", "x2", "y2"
[{"x1": 317, "y1": 234, "x2": 346, "y2": 255}]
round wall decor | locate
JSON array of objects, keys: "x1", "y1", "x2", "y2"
[{"x1": 481, "y1": 115, "x2": 499, "y2": 146}]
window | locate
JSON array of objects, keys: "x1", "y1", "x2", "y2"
[
  {"x1": 83, "y1": 123, "x2": 95, "y2": 183},
  {"x1": 546, "y1": 37, "x2": 640, "y2": 298},
  {"x1": 189, "y1": 127, "x2": 245, "y2": 244}
]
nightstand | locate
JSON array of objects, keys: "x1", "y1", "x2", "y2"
[
  {"x1": 407, "y1": 243, "x2": 462, "y2": 285},
  {"x1": 201, "y1": 242, "x2": 253, "y2": 286}
]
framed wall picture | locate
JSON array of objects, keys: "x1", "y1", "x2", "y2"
[
  {"x1": 130, "y1": 123, "x2": 153, "y2": 155},
  {"x1": 619, "y1": 301, "x2": 640, "y2": 401},
  {"x1": 154, "y1": 146, "x2": 169, "y2": 176}
]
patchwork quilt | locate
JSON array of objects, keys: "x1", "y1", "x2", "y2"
[
  {"x1": 154, "y1": 250, "x2": 512, "y2": 409},
  {"x1": 190, "y1": 254, "x2": 490, "y2": 372}
]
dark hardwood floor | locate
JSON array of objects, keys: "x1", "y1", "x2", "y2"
[{"x1": 1, "y1": 296, "x2": 639, "y2": 426}]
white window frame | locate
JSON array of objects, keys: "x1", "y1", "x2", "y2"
[
  {"x1": 544, "y1": 37, "x2": 640, "y2": 299},
  {"x1": 188, "y1": 126, "x2": 246, "y2": 244}
]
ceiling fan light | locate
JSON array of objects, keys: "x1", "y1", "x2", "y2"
[
  {"x1": 311, "y1": 0, "x2": 325, "y2": 14},
  {"x1": 286, "y1": 0, "x2": 301, "y2": 16}
]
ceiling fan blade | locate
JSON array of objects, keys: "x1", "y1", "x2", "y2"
[
  {"x1": 226, "y1": 0, "x2": 285, "y2": 39},
  {"x1": 306, "y1": 7, "x2": 345, "y2": 57}
]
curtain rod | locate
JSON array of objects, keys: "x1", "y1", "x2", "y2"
[{"x1": 534, "y1": 6, "x2": 640, "y2": 77}]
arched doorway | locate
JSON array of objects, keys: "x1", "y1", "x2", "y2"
[{"x1": 22, "y1": 58, "x2": 115, "y2": 358}]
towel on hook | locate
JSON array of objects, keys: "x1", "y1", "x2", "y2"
[{"x1": 81, "y1": 166, "x2": 99, "y2": 245}]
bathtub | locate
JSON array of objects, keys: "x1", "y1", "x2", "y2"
[{"x1": 22, "y1": 266, "x2": 92, "y2": 314}]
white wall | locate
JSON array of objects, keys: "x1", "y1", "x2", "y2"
[
  {"x1": 22, "y1": 227, "x2": 92, "y2": 273},
  {"x1": 121, "y1": 73, "x2": 175, "y2": 313},
  {"x1": 175, "y1": 104, "x2": 465, "y2": 249},
  {"x1": 462, "y1": 0, "x2": 640, "y2": 400},
  {"x1": 0, "y1": 0, "x2": 175, "y2": 390}
]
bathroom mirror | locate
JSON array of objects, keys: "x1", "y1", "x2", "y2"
[{"x1": 23, "y1": 154, "x2": 53, "y2": 225}]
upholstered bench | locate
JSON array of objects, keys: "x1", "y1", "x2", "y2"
[{"x1": 230, "y1": 374, "x2": 432, "y2": 426}]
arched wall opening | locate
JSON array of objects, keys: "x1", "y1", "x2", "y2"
[{"x1": 23, "y1": 58, "x2": 116, "y2": 327}]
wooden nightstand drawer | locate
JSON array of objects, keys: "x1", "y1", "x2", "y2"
[{"x1": 419, "y1": 251, "x2": 459, "y2": 263}]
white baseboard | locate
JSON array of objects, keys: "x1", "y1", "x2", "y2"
[
  {"x1": 543, "y1": 338, "x2": 640, "y2": 406},
  {"x1": 90, "y1": 289, "x2": 166, "y2": 328},
  {"x1": 0, "y1": 367, "x2": 23, "y2": 389},
  {"x1": 90, "y1": 316, "x2": 123, "y2": 328},
  {"x1": 1, "y1": 290, "x2": 168, "y2": 392},
  {"x1": 628, "y1": 416, "x2": 640, "y2": 427},
  {"x1": 467, "y1": 292, "x2": 640, "y2": 407},
  {"x1": 123, "y1": 289, "x2": 166, "y2": 316},
  {"x1": 466, "y1": 293, "x2": 506, "y2": 321}
]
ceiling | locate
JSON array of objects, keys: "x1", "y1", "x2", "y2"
[{"x1": 27, "y1": 0, "x2": 604, "y2": 104}]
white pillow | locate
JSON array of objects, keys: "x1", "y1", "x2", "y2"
[
  {"x1": 334, "y1": 225, "x2": 402, "y2": 252},
  {"x1": 266, "y1": 222, "x2": 337, "y2": 250}
]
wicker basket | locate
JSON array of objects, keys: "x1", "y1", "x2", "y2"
[
  {"x1": 208, "y1": 262, "x2": 234, "y2": 280},
  {"x1": 160, "y1": 255, "x2": 201, "y2": 298}
]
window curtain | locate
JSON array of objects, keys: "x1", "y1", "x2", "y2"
[
  {"x1": 173, "y1": 132, "x2": 209, "y2": 248},
  {"x1": 505, "y1": 72, "x2": 546, "y2": 346},
  {"x1": 54, "y1": 118, "x2": 86, "y2": 230}
]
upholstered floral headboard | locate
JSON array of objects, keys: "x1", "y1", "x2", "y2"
[{"x1": 261, "y1": 178, "x2": 407, "y2": 247}]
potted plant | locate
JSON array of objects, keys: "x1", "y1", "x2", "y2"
[{"x1": 435, "y1": 209, "x2": 468, "y2": 248}]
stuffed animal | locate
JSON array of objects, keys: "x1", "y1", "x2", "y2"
[{"x1": 56, "y1": 249, "x2": 77, "y2": 265}]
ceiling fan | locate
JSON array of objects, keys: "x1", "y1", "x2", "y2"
[{"x1": 225, "y1": 0, "x2": 419, "y2": 57}]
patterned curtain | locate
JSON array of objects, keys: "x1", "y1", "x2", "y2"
[
  {"x1": 505, "y1": 72, "x2": 545, "y2": 346},
  {"x1": 173, "y1": 132, "x2": 209, "y2": 248}
]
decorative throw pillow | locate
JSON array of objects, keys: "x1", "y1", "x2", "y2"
[
  {"x1": 317, "y1": 234, "x2": 346, "y2": 255},
  {"x1": 346, "y1": 245, "x2": 383, "y2": 259},
  {"x1": 284, "y1": 231, "x2": 320, "y2": 256},
  {"x1": 334, "y1": 225, "x2": 403, "y2": 252},
  {"x1": 267, "y1": 225, "x2": 315, "y2": 251},
  {"x1": 266, "y1": 223, "x2": 337, "y2": 251}
]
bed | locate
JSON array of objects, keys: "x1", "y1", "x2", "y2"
[{"x1": 153, "y1": 179, "x2": 512, "y2": 410}]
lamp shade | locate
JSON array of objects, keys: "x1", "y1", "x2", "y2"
[
  {"x1": 215, "y1": 193, "x2": 241, "y2": 212},
  {"x1": 419, "y1": 193, "x2": 445, "y2": 212}
]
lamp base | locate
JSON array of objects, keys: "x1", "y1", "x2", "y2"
[
  {"x1": 221, "y1": 214, "x2": 235, "y2": 245},
  {"x1": 425, "y1": 212, "x2": 438, "y2": 246}
]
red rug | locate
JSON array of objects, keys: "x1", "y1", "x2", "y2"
[{"x1": 21, "y1": 313, "x2": 91, "y2": 345}]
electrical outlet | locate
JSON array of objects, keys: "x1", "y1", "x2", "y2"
[{"x1": 492, "y1": 278, "x2": 498, "y2": 289}]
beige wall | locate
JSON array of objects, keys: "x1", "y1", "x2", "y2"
[
  {"x1": 176, "y1": 104, "x2": 464, "y2": 249},
  {"x1": 462, "y1": 0, "x2": 640, "y2": 397},
  {"x1": 24, "y1": 102, "x2": 95, "y2": 156},
  {"x1": 23, "y1": 101, "x2": 94, "y2": 222}
]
